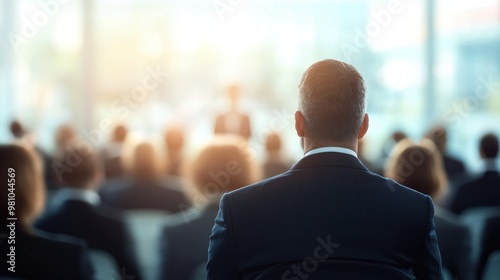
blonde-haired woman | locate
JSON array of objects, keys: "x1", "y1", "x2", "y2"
[
  {"x1": 385, "y1": 139, "x2": 472, "y2": 280},
  {"x1": 159, "y1": 136, "x2": 260, "y2": 280},
  {"x1": 0, "y1": 144, "x2": 93, "y2": 279}
]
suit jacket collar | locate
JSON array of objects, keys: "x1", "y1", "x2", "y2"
[{"x1": 292, "y1": 151, "x2": 368, "y2": 171}]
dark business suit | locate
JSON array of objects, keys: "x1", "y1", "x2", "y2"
[
  {"x1": 214, "y1": 112, "x2": 251, "y2": 139},
  {"x1": 158, "y1": 205, "x2": 219, "y2": 280},
  {"x1": 0, "y1": 229, "x2": 93, "y2": 280},
  {"x1": 450, "y1": 170, "x2": 500, "y2": 214},
  {"x1": 207, "y1": 152, "x2": 443, "y2": 280},
  {"x1": 443, "y1": 154, "x2": 466, "y2": 180},
  {"x1": 434, "y1": 207, "x2": 472, "y2": 280},
  {"x1": 35, "y1": 200, "x2": 141, "y2": 280},
  {"x1": 100, "y1": 179, "x2": 190, "y2": 212},
  {"x1": 478, "y1": 215, "x2": 500, "y2": 280}
]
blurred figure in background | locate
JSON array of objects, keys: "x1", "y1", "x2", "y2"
[
  {"x1": 385, "y1": 139, "x2": 472, "y2": 280},
  {"x1": 158, "y1": 136, "x2": 260, "y2": 280},
  {"x1": 101, "y1": 142, "x2": 189, "y2": 212},
  {"x1": 0, "y1": 144, "x2": 93, "y2": 280},
  {"x1": 214, "y1": 84, "x2": 252, "y2": 140},
  {"x1": 425, "y1": 125, "x2": 466, "y2": 181},
  {"x1": 263, "y1": 131, "x2": 292, "y2": 178},
  {"x1": 478, "y1": 214, "x2": 500, "y2": 280},
  {"x1": 358, "y1": 138, "x2": 381, "y2": 174},
  {"x1": 380, "y1": 130, "x2": 408, "y2": 174},
  {"x1": 164, "y1": 125, "x2": 185, "y2": 177},
  {"x1": 102, "y1": 124, "x2": 128, "y2": 179},
  {"x1": 35, "y1": 145, "x2": 142, "y2": 280},
  {"x1": 450, "y1": 133, "x2": 500, "y2": 214},
  {"x1": 53, "y1": 124, "x2": 77, "y2": 158}
]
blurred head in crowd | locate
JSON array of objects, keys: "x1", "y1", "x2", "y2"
[
  {"x1": 164, "y1": 126, "x2": 185, "y2": 176},
  {"x1": 385, "y1": 139, "x2": 447, "y2": 201},
  {"x1": 55, "y1": 146, "x2": 102, "y2": 190},
  {"x1": 480, "y1": 133, "x2": 499, "y2": 160},
  {"x1": 55, "y1": 124, "x2": 77, "y2": 150},
  {"x1": 9, "y1": 120, "x2": 26, "y2": 139},
  {"x1": 0, "y1": 144, "x2": 45, "y2": 229},
  {"x1": 425, "y1": 125, "x2": 447, "y2": 154},
  {"x1": 112, "y1": 124, "x2": 128, "y2": 143},
  {"x1": 189, "y1": 136, "x2": 260, "y2": 207},
  {"x1": 132, "y1": 142, "x2": 158, "y2": 180},
  {"x1": 296, "y1": 59, "x2": 368, "y2": 151},
  {"x1": 392, "y1": 131, "x2": 408, "y2": 143},
  {"x1": 265, "y1": 132, "x2": 282, "y2": 155}
]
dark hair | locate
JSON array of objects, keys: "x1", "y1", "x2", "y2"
[
  {"x1": 425, "y1": 125, "x2": 447, "y2": 154},
  {"x1": 113, "y1": 124, "x2": 128, "y2": 143},
  {"x1": 480, "y1": 133, "x2": 499, "y2": 159},
  {"x1": 298, "y1": 59, "x2": 366, "y2": 143},
  {"x1": 132, "y1": 142, "x2": 158, "y2": 179},
  {"x1": 56, "y1": 146, "x2": 100, "y2": 188}
]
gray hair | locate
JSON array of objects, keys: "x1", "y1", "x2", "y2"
[{"x1": 298, "y1": 59, "x2": 366, "y2": 144}]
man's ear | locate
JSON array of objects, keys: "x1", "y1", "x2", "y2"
[
  {"x1": 357, "y1": 113, "x2": 369, "y2": 139},
  {"x1": 295, "y1": 111, "x2": 305, "y2": 137}
]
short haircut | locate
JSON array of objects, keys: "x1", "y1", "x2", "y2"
[
  {"x1": 480, "y1": 133, "x2": 499, "y2": 159},
  {"x1": 0, "y1": 144, "x2": 45, "y2": 225},
  {"x1": 298, "y1": 59, "x2": 366, "y2": 143},
  {"x1": 56, "y1": 146, "x2": 100, "y2": 188},
  {"x1": 385, "y1": 139, "x2": 447, "y2": 200}
]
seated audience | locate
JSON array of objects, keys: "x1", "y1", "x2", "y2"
[
  {"x1": 102, "y1": 124, "x2": 128, "y2": 179},
  {"x1": 426, "y1": 125, "x2": 466, "y2": 180},
  {"x1": 450, "y1": 133, "x2": 500, "y2": 214},
  {"x1": 158, "y1": 136, "x2": 260, "y2": 280},
  {"x1": 0, "y1": 144, "x2": 93, "y2": 279},
  {"x1": 385, "y1": 139, "x2": 472, "y2": 280},
  {"x1": 263, "y1": 131, "x2": 292, "y2": 178},
  {"x1": 101, "y1": 142, "x2": 190, "y2": 212},
  {"x1": 478, "y1": 214, "x2": 500, "y2": 280},
  {"x1": 35, "y1": 146, "x2": 142, "y2": 280},
  {"x1": 206, "y1": 59, "x2": 443, "y2": 279}
]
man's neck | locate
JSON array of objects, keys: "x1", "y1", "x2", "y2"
[{"x1": 302, "y1": 137, "x2": 358, "y2": 155}]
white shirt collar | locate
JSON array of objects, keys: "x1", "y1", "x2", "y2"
[
  {"x1": 52, "y1": 188, "x2": 101, "y2": 207},
  {"x1": 304, "y1": 147, "x2": 357, "y2": 158}
]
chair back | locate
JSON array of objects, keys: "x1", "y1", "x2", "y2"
[{"x1": 88, "y1": 249, "x2": 119, "y2": 280}]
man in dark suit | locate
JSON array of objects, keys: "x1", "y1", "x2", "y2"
[
  {"x1": 450, "y1": 133, "x2": 500, "y2": 214},
  {"x1": 206, "y1": 59, "x2": 443, "y2": 279},
  {"x1": 425, "y1": 125, "x2": 466, "y2": 180},
  {"x1": 214, "y1": 84, "x2": 252, "y2": 140},
  {"x1": 36, "y1": 146, "x2": 141, "y2": 280}
]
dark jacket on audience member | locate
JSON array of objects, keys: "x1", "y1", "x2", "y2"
[
  {"x1": 100, "y1": 179, "x2": 190, "y2": 212},
  {"x1": 450, "y1": 170, "x2": 500, "y2": 214},
  {"x1": 478, "y1": 215, "x2": 500, "y2": 280},
  {"x1": 158, "y1": 204, "x2": 219, "y2": 280},
  {"x1": 434, "y1": 207, "x2": 472, "y2": 280},
  {"x1": 35, "y1": 200, "x2": 141, "y2": 280},
  {"x1": 206, "y1": 152, "x2": 443, "y2": 280},
  {"x1": 443, "y1": 154, "x2": 466, "y2": 179},
  {"x1": 0, "y1": 229, "x2": 94, "y2": 280}
]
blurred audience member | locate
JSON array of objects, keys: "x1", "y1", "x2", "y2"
[
  {"x1": 35, "y1": 146, "x2": 142, "y2": 280},
  {"x1": 9, "y1": 120, "x2": 26, "y2": 139},
  {"x1": 263, "y1": 131, "x2": 292, "y2": 178},
  {"x1": 426, "y1": 125, "x2": 466, "y2": 180},
  {"x1": 101, "y1": 142, "x2": 190, "y2": 212},
  {"x1": 158, "y1": 136, "x2": 260, "y2": 280},
  {"x1": 102, "y1": 124, "x2": 128, "y2": 179},
  {"x1": 478, "y1": 214, "x2": 500, "y2": 280},
  {"x1": 214, "y1": 84, "x2": 251, "y2": 140},
  {"x1": 164, "y1": 125, "x2": 185, "y2": 176},
  {"x1": 385, "y1": 139, "x2": 472, "y2": 280},
  {"x1": 54, "y1": 124, "x2": 77, "y2": 157},
  {"x1": 0, "y1": 144, "x2": 93, "y2": 280},
  {"x1": 450, "y1": 133, "x2": 500, "y2": 214}
]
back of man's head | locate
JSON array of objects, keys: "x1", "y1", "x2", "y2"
[
  {"x1": 57, "y1": 146, "x2": 101, "y2": 189},
  {"x1": 480, "y1": 133, "x2": 499, "y2": 159},
  {"x1": 298, "y1": 59, "x2": 366, "y2": 144}
]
